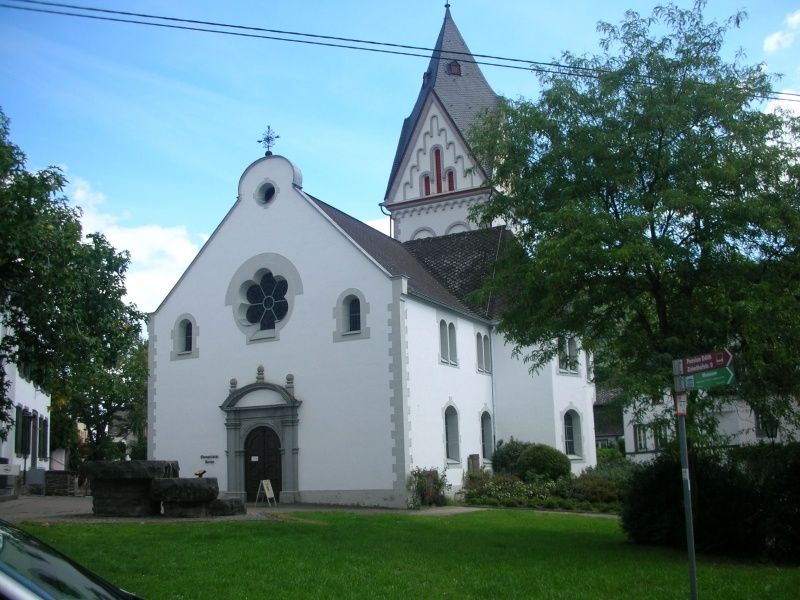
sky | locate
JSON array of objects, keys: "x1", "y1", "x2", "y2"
[{"x1": 2, "y1": 0, "x2": 799, "y2": 314}]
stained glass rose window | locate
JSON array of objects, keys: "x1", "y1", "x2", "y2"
[{"x1": 243, "y1": 271, "x2": 289, "y2": 330}]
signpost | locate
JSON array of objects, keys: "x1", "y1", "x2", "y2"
[{"x1": 673, "y1": 348, "x2": 735, "y2": 600}]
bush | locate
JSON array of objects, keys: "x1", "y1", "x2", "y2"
[
  {"x1": 620, "y1": 449, "x2": 800, "y2": 560},
  {"x1": 517, "y1": 444, "x2": 571, "y2": 481},
  {"x1": 406, "y1": 467, "x2": 449, "y2": 508},
  {"x1": 597, "y1": 446, "x2": 626, "y2": 466},
  {"x1": 491, "y1": 438, "x2": 530, "y2": 475}
]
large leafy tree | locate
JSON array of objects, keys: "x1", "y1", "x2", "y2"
[
  {"x1": 0, "y1": 108, "x2": 144, "y2": 445},
  {"x1": 470, "y1": 3, "x2": 800, "y2": 434}
]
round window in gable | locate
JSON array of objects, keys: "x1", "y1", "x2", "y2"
[
  {"x1": 241, "y1": 270, "x2": 288, "y2": 331},
  {"x1": 260, "y1": 182, "x2": 276, "y2": 204}
]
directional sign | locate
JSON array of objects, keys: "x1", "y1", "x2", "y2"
[
  {"x1": 684, "y1": 366, "x2": 735, "y2": 391},
  {"x1": 682, "y1": 348, "x2": 733, "y2": 375}
]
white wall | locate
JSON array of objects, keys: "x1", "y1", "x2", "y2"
[
  {"x1": 151, "y1": 156, "x2": 398, "y2": 496},
  {"x1": 405, "y1": 301, "x2": 494, "y2": 489}
]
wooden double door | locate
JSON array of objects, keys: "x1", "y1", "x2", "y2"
[{"x1": 244, "y1": 426, "x2": 282, "y2": 502}]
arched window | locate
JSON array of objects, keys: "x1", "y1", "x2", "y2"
[
  {"x1": 481, "y1": 412, "x2": 493, "y2": 460},
  {"x1": 445, "y1": 406, "x2": 460, "y2": 461},
  {"x1": 483, "y1": 335, "x2": 492, "y2": 373},
  {"x1": 448, "y1": 322, "x2": 458, "y2": 365},
  {"x1": 439, "y1": 320, "x2": 449, "y2": 363},
  {"x1": 564, "y1": 410, "x2": 582, "y2": 457},
  {"x1": 172, "y1": 314, "x2": 199, "y2": 360},
  {"x1": 558, "y1": 336, "x2": 579, "y2": 374},
  {"x1": 423, "y1": 174, "x2": 431, "y2": 196},
  {"x1": 347, "y1": 296, "x2": 361, "y2": 332},
  {"x1": 446, "y1": 169, "x2": 455, "y2": 192},
  {"x1": 476, "y1": 333, "x2": 485, "y2": 371}
]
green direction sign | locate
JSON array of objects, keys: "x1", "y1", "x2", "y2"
[{"x1": 685, "y1": 366, "x2": 735, "y2": 391}]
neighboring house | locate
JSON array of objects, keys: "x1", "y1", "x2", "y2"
[
  {"x1": 0, "y1": 325, "x2": 52, "y2": 492},
  {"x1": 148, "y1": 6, "x2": 596, "y2": 507},
  {"x1": 623, "y1": 396, "x2": 791, "y2": 463},
  {"x1": 593, "y1": 388, "x2": 625, "y2": 450}
]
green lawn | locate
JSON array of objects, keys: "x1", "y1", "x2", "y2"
[{"x1": 24, "y1": 510, "x2": 798, "y2": 599}]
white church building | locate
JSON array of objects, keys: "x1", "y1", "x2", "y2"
[{"x1": 148, "y1": 7, "x2": 596, "y2": 507}]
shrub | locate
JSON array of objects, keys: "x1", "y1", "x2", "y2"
[
  {"x1": 406, "y1": 467, "x2": 449, "y2": 508},
  {"x1": 491, "y1": 438, "x2": 530, "y2": 475},
  {"x1": 597, "y1": 446, "x2": 626, "y2": 466},
  {"x1": 517, "y1": 444, "x2": 571, "y2": 481}
]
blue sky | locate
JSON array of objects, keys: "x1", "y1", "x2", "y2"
[{"x1": 2, "y1": 1, "x2": 799, "y2": 312}]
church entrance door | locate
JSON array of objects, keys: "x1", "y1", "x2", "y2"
[{"x1": 244, "y1": 426, "x2": 282, "y2": 502}]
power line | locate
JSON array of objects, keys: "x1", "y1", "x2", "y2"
[{"x1": 2, "y1": 0, "x2": 798, "y2": 104}]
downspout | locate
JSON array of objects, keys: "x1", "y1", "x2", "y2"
[{"x1": 379, "y1": 202, "x2": 393, "y2": 239}]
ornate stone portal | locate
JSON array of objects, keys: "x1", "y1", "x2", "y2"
[{"x1": 220, "y1": 367, "x2": 301, "y2": 503}]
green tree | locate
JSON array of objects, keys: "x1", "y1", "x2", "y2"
[
  {"x1": 470, "y1": 3, "x2": 800, "y2": 435},
  {"x1": 0, "y1": 108, "x2": 144, "y2": 441}
]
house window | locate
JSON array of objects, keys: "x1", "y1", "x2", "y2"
[
  {"x1": 481, "y1": 412, "x2": 493, "y2": 460},
  {"x1": 31, "y1": 411, "x2": 39, "y2": 463},
  {"x1": 348, "y1": 297, "x2": 361, "y2": 332},
  {"x1": 38, "y1": 416, "x2": 48, "y2": 459},
  {"x1": 652, "y1": 424, "x2": 668, "y2": 450},
  {"x1": 439, "y1": 319, "x2": 458, "y2": 366},
  {"x1": 634, "y1": 424, "x2": 648, "y2": 452},
  {"x1": 564, "y1": 410, "x2": 582, "y2": 457},
  {"x1": 171, "y1": 314, "x2": 199, "y2": 360},
  {"x1": 755, "y1": 413, "x2": 778, "y2": 439},
  {"x1": 446, "y1": 60, "x2": 462, "y2": 76},
  {"x1": 446, "y1": 169, "x2": 455, "y2": 192},
  {"x1": 445, "y1": 405, "x2": 460, "y2": 462},
  {"x1": 558, "y1": 337, "x2": 579, "y2": 374}
]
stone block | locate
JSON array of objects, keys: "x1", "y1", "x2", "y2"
[
  {"x1": 150, "y1": 478, "x2": 218, "y2": 502},
  {"x1": 209, "y1": 498, "x2": 247, "y2": 516}
]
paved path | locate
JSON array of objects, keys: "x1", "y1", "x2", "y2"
[{"x1": 0, "y1": 494, "x2": 484, "y2": 524}]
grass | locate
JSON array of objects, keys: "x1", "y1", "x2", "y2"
[{"x1": 23, "y1": 510, "x2": 799, "y2": 599}]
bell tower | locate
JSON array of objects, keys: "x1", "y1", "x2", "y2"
[{"x1": 383, "y1": 5, "x2": 499, "y2": 242}]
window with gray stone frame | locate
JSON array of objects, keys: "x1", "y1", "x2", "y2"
[
  {"x1": 444, "y1": 405, "x2": 460, "y2": 463},
  {"x1": 333, "y1": 288, "x2": 370, "y2": 342},
  {"x1": 171, "y1": 313, "x2": 199, "y2": 360}
]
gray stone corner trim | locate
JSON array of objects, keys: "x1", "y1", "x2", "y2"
[
  {"x1": 332, "y1": 287, "x2": 371, "y2": 343},
  {"x1": 388, "y1": 277, "x2": 411, "y2": 505},
  {"x1": 169, "y1": 312, "x2": 200, "y2": 361},
  {"x1": 220, "y1": 372, "x2": 301, "y2": 504},
  {"x1": 224, "y1": 252, "x2": 304, "y2": 344}
]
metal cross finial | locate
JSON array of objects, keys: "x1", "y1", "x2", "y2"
[
  {"x1": 445, "y1": 2, "x2": 451, "y2": 8},
  {"x1": 257, "y1": 126, "x2": 280, "y2": 156}
]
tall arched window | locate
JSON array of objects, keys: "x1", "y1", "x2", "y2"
[
  {"x1": 476, "y1": 333, "x2": 485, "y2": 371},
  {"x1": 448, "y1": 322, "x2": 458, "y2": 365},
  {"x1": 446, "y1": 169, "x2": 455, "y2": 192},
  {"x1": 434, "y1": 147, "x2": 443, "y2": 193},
  {"x1": 422, "y1": 174, "x2": 431, "y2": 196},
  {"x1": 481, "y1": 412, "x2": 493, "y2": 460},
  {"x1": 347, "y1": 296, "x2": 361, "y2": 332},
  {"x1": 444, "y1": 406, "x2": 460, "y2": 461},
  {"x1": 439, "y1": 320, "x2": 449, "y2": 363},
  {"x1": 483, "y1": 335, "x2": 492, "y2": 373},
  {"x1": 564, "y1": 410, "x2": 582, "y2": 457}
]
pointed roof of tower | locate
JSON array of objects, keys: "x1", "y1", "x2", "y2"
[{"x1": 384, "y1": 6, "x2": 500, "y2": 199}]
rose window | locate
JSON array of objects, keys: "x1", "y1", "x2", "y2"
[{"x1": 243, "y1": 271, "x2": 289, "y2": 330}]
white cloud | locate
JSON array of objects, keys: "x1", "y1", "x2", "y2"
[
  {"x1": 365, "y1": 217, "x2": 391, "y2": 236},
  {"x1": 70, "y1": 178, "x2": 200, "y2": 314},
  {"x1": 764, "y1": 9, "x2": 800, "y2": 52},
  {"x1": 765, "y1": 88, "x2": 800, "y2": 117}
]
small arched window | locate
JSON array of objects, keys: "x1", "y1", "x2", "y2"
[
  {"x1": 448, "y1": 322, "x2": 458, "y2": 365},
  {"x1": 445, "y1": 405, "x2": 460, "y2": 461},
  {"x1": 439, "y1": 320, "x2": 449, "y2": 363},
  {"x1": 481, "y1": 412, "x2": 493, "y2": 460},
  {"x1": 446, "y1": 169, "x2": 455, "y2": 192},
  {"x1": 483, "y1": 335, "x2": 492, "y2": 373},
  {"x1": 423, "y1": 174, "x2": 431, "y2": 196},
  {"x1": 348, "y1": 296, "x2": 361, "y2": 332},
  {"x1": 476, "y1": 333, "x2": 485, "y2": 371},
  {"x1": 182, "y1": 320, "x2": 193, "y2": 352}
]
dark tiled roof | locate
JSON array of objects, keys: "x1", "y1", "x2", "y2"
[
  {"x1": 385, "y1": 7, "x2": 500, "y2": 199},
  {"x1": 403, "y1": 226, "x2": 511, "y2": 320},
  {"x1": 309, "y1": 196, "x2": 482, "y2": 318}
]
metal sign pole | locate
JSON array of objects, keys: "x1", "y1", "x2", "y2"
[{"x1": 673, "y1": 360, "x2": 699, "y2": 600}]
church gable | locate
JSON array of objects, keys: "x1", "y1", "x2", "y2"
[{"x1": 386, "y1": 94, "x2": 484, "y2": 206}]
